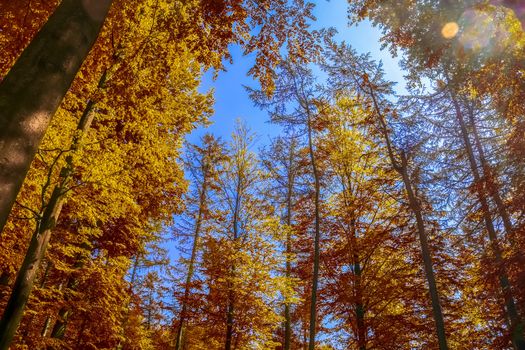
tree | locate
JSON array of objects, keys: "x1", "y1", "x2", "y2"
[
  {"x1": 0, "y1": 0, "x2": 113, "y2": 233},
  {"x1": 318, "y1": 95, "x2": 436, "y2": 349},
  {"x1": 0, "y1": 98, "x2": 96, "y2": 348},
  {"x1": 400, "y1": 70, "x2": 525, "y2": 348},
  {"x1": 324, "y1": 41, "x2": 450, "y2": 350},
  {"x1": 174, "y1": 134, "x2": 226, "y2": 350},
  {"x1": 250, "y1": 61, "x2": 326, "y2": 349},
  {"x1": 0, "y1": 4, "x2": 213, "y2": 346},
  {"x1": 0, "y1": 0, "x2": 213, "y2": 344},
  {"x1": 191, "y1": 122, "x2": 284, "y2": 349},
  {"x1": 260, "y1": 134, "x2": 302, "y2": 350}
]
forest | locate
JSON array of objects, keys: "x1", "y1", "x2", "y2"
[{"x1": 0, "y1": 0, "x2": 524, "y2": 349}]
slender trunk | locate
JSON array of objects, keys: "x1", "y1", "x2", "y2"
[
  {"x1": 225, "y1": 290, "x2": 235, "y2": 350},
  {"x1": 284, "y1": 294, "x2": 291, "y2": 350},
  {"x1": 225, "y1": 171, "x2": 242, "y2": 350},
  {"x1": 398, "y1": 152, "x2": 449, "y2": 350},
  {"x1": 307, "y1": 114, "x2": 321, "y2": 350},
  {"x1": 466, "y1": 106, "x2": 516, "y2": 244},
  {"x1": 284, "y1": 143, "x2": 296, "y2": 350},
  {"x1": 367, "y1": 85, "x2": 449, "y2": 350},
  {"x1": 116, "y1": 254, "x2": 141, "y2": 350},
  {"x1": 175, "y1": 180, "x2": 208, "y2": 350},
  {"x1": 283, "y1": 194, "x2": 292, "y2": 350},
  {"x1": 0, "y1": 104, "x2": 95, "y2": 349},
  {"x1": 350, "y1": 218, "x2": 366, "y2": 350},
  {"x1": 451, "y1": 96, "x2": 524, "y2": 349},
  {"x1": 129, "y1": 256, "x2": 139, "y2": 288},
  {"x1": 0, "y1": 0, "x2": 112, "y2": 234}
]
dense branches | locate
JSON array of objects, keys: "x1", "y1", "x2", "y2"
[{"x1": 0, "y1": 1, "x2": 524, "y2": 349}]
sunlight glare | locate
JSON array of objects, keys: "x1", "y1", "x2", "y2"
[
  {"x1": 458, "y1": 9, "x2": 494, "y2": 51},
  {"x1": 441, "y1": 22, "x2": 459, "y2": 39}
]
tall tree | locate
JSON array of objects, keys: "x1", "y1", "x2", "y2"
[
  {"x1": 324, "y1": 42, "x2": 450, "y2": 350},
  {"x1": 250, "y1": 60, "x2": 326, "y2": 349},
  {"x1": 319, "y1": 95, "x2": 436, "y2": 349},
  {"x1": 0, "y1": 0, "x2": 113, "y2": 233},
  {"x1": 0, "y1": 5, "x2": 212, "y2": 346},
  {"x1": 0, "y1": 97, "x2": 96, "y2": 349},
  {"x1": 174, "y1": 134, "x2": 226, "y2": 350},
  {"x1": 260, "y1": 134, "x2": 302, "y2": 350},
  {"x1": 0, "y1": 1, "x2": 207, "y2": 345},
  {"x1": 192, "y1": 123, "x2": 283, "y2": 349},
  {"x1": 403, "y1": 70, "x2": 525, "y2": 348}
]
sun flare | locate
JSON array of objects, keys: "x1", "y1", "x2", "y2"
[{"x1": 442, "y1": 22, "x2": 459, "y2": 39}]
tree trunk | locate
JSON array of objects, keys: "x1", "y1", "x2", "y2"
[
  {"x1": 0, "y1": 105, "x2": 95, "y2": 349},
  {"x1": 0, "y1": 0, "x2": 112, "y2": 234},
  {"x1": 307, "y1": 114, "x2": 321, "y2": 350},
  {"x1": 451, "y1": 95, "x2": 524, "y2": 350},
  {"x1": 175, "y1": 180, "x2": 208, "y2": 350},
  {"x1": 225, "y1": 169, "x2": 242, "y2": 350},
  {"x1": 369, "y1": 86, "x2": 449, "y2": 350},
  {"x1": 398, "y1": 152, "x2": 449, "y2": 350},
  {"x1": 350, "y1": 218, "x2": 366, "y2": 350},
  {"x1": 284, "y1": 187, "x2": 293, "y2": 350},
  {"x1": 284, "y1": 141, "x2": 296, "y2": 350},
  {"x1": 466, "y1": 105, "x2": 517, "y2": 245}
]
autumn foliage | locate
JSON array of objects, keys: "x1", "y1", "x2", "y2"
[{"x1": 0, "y1": 0, "x2": 524, "y2": 349}]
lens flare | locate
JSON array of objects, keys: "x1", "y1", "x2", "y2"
[
  {"x1": 442, "y1": 22, "x2": 459, "y2": 39},
  {"x1": 458, "y1": 9, "x2": 495, "y2": 51}
]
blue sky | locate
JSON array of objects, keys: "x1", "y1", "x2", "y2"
[{"x1": 188, "y1": 0, "x2": 406, "y2": 146}]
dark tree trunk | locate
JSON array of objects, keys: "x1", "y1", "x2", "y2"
[
  {"x1": 175, "y1": 180, "x2": 208, "y2": 350},
  {"x1": 369, "y1": 87, "x2": 449, "y2": 350},
  {"x1": 0, "y1": 0, "x2": 112, "y2": 234},
  {"x1": 450, "y1": 95, "x2": 524, "y2": 350},
  {"x1": 398, "y1": 152, "x2": 449, "y2": 350},
  {"x1": 284, "y1": 158, "x2": 295, "y2": 350},
  {"x1": 307, "y1": 114, "x2": 321, "y2": 350},
  {"x1": 225, "y1": 168, "x2": 242, "y2": 350},
  {"x1": 350, "y1": 219, "x2": 366, "y2": 350},
  {"x1": 0, "y1": 104, "x2": 95, "y2": 349}
]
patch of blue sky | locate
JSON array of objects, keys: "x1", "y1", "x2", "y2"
[{"x1": 188, "y1": 0, "x2": 408, "y2": 147}]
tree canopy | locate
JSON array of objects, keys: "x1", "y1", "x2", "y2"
[{"x1": 0, "y1": 0, "x2": 524, "y2": 349}]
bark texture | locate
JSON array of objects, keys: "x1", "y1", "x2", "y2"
[
  {"x1": 0, "y1": 102, "x2": 95, "y2": 349},
  {"x1": 0, "y1": 0, "x2": 112, "y2": 234}
]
